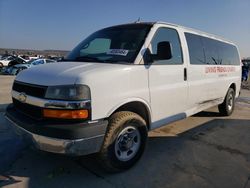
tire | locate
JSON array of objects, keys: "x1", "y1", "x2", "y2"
[
  {"x1": 0, "y1": 63, "x2": 3, "y2": 68},
  {"x1": 98, "y1": 111, "x2": 148, "y2": 172},
  {"x1": 218, "y1": 88, "x2": 235, "y2": 116}
]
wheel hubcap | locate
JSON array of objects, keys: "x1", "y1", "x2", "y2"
[
  {"x1": 228, "y1": 93, "x2": 234, "y2": 111},
  {"x1": 115, "y1": 126, "x2": 141, "y2": 161}
]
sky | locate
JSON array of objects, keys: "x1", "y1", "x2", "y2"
[{"x1": 0, "y1": 0, "x2": 249, "y2": 58}]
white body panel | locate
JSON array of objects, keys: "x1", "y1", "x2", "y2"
[
  {"x1": 0, "y1": 56, "x2": 28, "y2": 66},
  {"x1": 148, "y1": 64, "x2": 188, "y2": 123},
  {"x1": 14, "y1": 22, "x2": 241, "y2": 130},
  {"x1": 0, "y1": 57, "x2": 13, "y2": 66},
  {"x1": 16, "y1": 62, "x2": 151, "y2": 120}
]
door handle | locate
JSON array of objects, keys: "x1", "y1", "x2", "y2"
[{"x1": 184, "y1": 68, "x2": 187, "y2": 81}]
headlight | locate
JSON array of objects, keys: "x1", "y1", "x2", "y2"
[{"x1": 45, "y1": 85, "x2": 90, "y2": 100}]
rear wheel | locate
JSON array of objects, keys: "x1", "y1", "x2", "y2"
[
  {"x1": 98, "y1": 111, "x2": 147, "y2": 172},
  {"x1": 0, "y1": 63, "x2": 3, "y2": 68},
  {"x1": 218, "y1": 88, "x2": 235, "y2": 116}
]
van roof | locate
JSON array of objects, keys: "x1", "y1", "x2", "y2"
[
  {"x1": 108, "y1": 21, "x2": 234, "y2": 45},
  {"x1": 155, "y1": 21, "x2": 234, "y2": 44}
]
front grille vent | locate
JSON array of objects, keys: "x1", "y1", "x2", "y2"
[{"x1": 12, "y1": 81, "x2": 47, "y2": 98}]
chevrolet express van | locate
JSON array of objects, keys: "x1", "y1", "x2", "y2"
[{"x1": 5, "y1": 22, "x2": 241, "y2": 171}]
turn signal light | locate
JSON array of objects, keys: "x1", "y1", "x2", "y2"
[{"x1": 43, "y1": 109, "x2": 89, "y2": 119}]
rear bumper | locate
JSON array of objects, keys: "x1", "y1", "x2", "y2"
[{"x1": 5, "y1": 105, "x2": 108, "y2": 156}]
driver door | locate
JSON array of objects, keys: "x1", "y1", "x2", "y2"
[{"x1": 148, "y1": 27, "x2": 188, "y2": 129}]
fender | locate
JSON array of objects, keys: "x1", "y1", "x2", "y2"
[{"x1": 106, "y1": 97, "x2": 152, "y2": 121}]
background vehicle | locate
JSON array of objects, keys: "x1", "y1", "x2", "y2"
[
  {"x1": 0, "y1": 56, "x2": 28, "y2": 67},
  {"x1": 5, "y1": 58, "x2": 56, "y2": 75},
  {"x1": 7, "y1": 56, "x2": 27, "y2": 67},
  {"x1": 0, "y1": 56, "x2": 16, "y2": 67}
]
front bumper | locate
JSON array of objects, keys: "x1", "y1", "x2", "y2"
[{"x1": 5, "y1": 105, "x2": 108, "y2": 156}]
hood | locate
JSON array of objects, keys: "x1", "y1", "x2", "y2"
[{"x1": 15, "y1": 61, "x2": 127, "y2": 86}]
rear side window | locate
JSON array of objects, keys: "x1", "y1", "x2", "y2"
[
  {"x1": 185, "y1": 33, "x2": 240, "y2": 65},
  {"x1": 220, "y1": 43, "x2": 239, "y2": 65},
  {"x1": 184, "y1": 33, "x2": 205, "y2": 64},
  {"x1": 202, "y1": 37, "x2": 221, "y2": 65},
  {"x1": 151, "y1": 27, "x2": 183, "y2": 65}
]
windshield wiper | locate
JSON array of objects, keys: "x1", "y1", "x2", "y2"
[
  {"x1": 100, "y1": 59, "x2": 120, "y2": 63},
  {"x1": 65, "y1": 56, "x2": 125, "y2": 64},
  {"x1": 74, "y1": 56, "x2": 100, "y2": 62},
  {"x1": 75, "y1": 56, "x2": 122, "y2": 63}
]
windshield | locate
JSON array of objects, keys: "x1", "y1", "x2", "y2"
[
  {"x1": 27, "y1": 59, "x2": 37, "y2": 64},
  {"x1": 31, "y1": 59, "x2": 44, "y2": 65},
  {"x1": 66, "y1": 24, "x2": 152, "y2": 64}
]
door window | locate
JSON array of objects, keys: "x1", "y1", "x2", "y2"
[{"x1": 150, "y1": 27, "x2": 183, "y2": 65}]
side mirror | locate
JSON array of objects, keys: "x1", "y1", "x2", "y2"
[{"x1": 152, "y1": 41, "x2": 172, "y2": 61}]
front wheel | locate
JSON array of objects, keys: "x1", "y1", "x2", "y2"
[
  {"x1": 218, "y1": 88, "x2": 235, "y2": 116},
  {"x1": 98, "y1": 111, "x2": 148, "y2": 172}
]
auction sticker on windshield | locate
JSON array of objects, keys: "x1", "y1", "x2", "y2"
[{"x1": 107, "y1": 49, "x2": 129, "y2": 56}]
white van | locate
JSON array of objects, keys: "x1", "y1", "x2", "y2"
[{"x1": 5, "y1": 22, "x2": 241, "y2": 171}]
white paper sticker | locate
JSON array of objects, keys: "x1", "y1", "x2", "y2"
[{"x1": 107, "y1": 49, "x2": 129, "y2": 56}]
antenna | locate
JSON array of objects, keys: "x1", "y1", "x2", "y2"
[{"x1": 135, "y1": 17, "x2": 141, "y2": 23}]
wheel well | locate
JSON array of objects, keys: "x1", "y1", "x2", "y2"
[
  {"x1": 113, "y1": 102, "x2": 151, "y2": 130},
  {"x1": 229, "y1": 83, "x2": 236, "y2": 94}
]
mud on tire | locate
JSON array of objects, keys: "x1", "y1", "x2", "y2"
[{"x1": 98, "y1": 111, "x2": 148, "y2": 172}]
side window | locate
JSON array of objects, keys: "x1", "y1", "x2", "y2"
[
  {"x1": 202, "y1": 37, "x2": 221, "y2": 65},
  {"x1": 8, "y1": 57, "x2": 14, "y2": 60},
  {"x1": 219, "y1": 43, "x2": 240, "y2": 65},
  {"x1": 33, "y1": 59, "x2": 44, "y2": 65},
  {"x1": 185, "y1": 33, "x2": 205, "y2": 64},
  {"x1": 151, "y1": 27, "x2": 183, "y2": 65},
  {"x1": 229, "y1": 45, "x2": 240, "y2": 65},
  {"x1": 185, "y1": 33, "x2": 240, "y2": 65},
  {"x1": 46, "y1": 60, "x2": 55, "y2": 63},
  {"x1": 80, "y1": 38, "x2": 111, "y2": 55}
]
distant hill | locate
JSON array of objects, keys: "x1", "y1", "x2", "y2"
[{"x1": 0, "y1": 48, "x2": 70, "y2": 57}]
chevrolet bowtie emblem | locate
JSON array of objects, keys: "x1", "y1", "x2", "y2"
[{"x1": 18, "y1": 92, "x2": 27, "y2": 103}]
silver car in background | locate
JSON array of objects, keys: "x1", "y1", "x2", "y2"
[{"x1": 5, "y1": 59, "x2": 56, "y2": 75}]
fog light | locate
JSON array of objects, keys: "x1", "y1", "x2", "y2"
[{"x1": 43, "y1": 109, "x2": 89, "y2": 119}]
